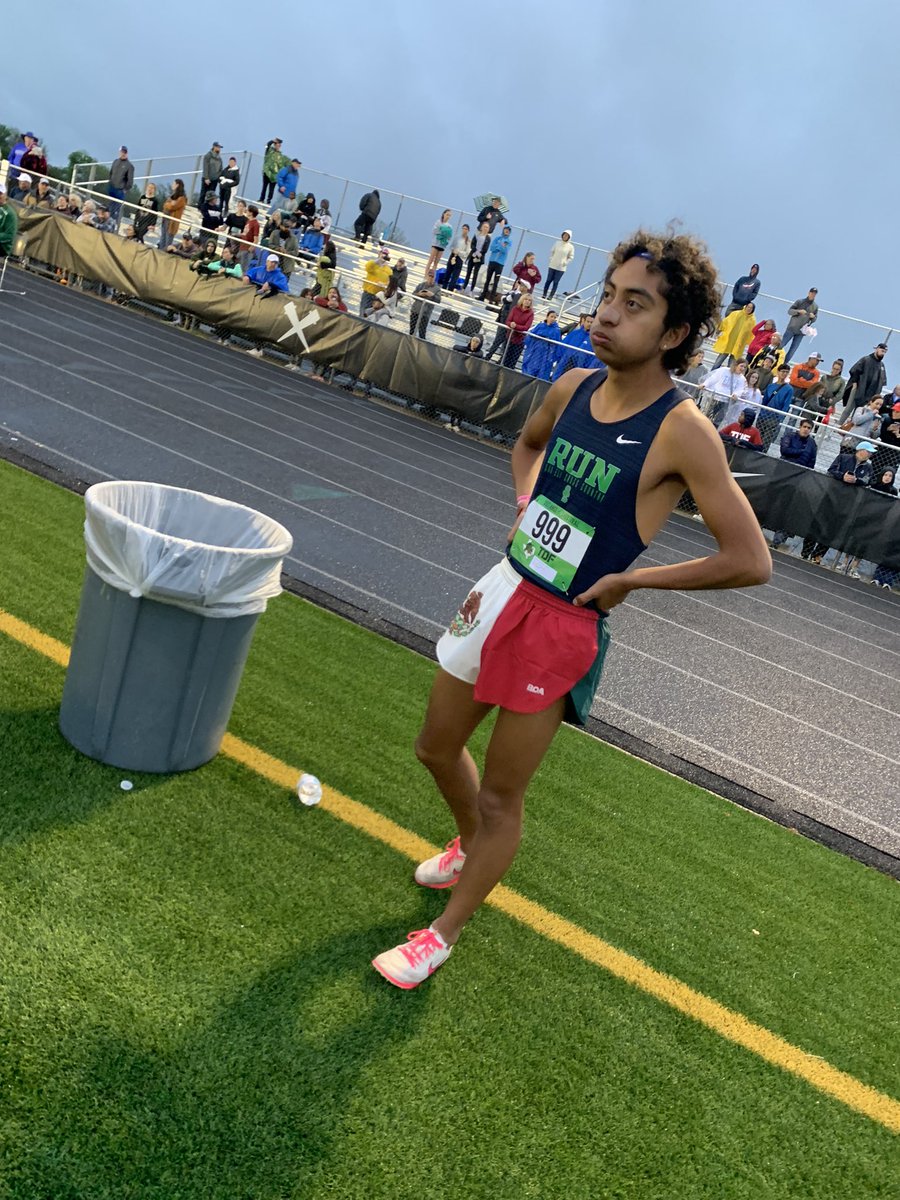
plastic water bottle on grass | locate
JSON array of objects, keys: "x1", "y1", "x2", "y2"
[{"x1": 297, "y1": 774, "x2": 322, "y2": 806}]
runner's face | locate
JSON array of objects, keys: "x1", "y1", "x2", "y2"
[{"x1": 591, "y1": 258, "x2": 681, "y2": 368}]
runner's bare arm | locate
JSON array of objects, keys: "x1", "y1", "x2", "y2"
[
  {"x1": 510, "y1": 369, "x2": 589, "y2": 500},
  {"x1": 573, "y1": 408, "x2": 771, "y2": 610}
]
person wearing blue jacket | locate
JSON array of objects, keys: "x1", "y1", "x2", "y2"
[
  {"x1": 243, "y1": 252, "x2": 289, "y2": 295},
  {"x1": 479, "y1": 224, "x2": 512, "y2": 303},
  {"x1": 550, "y1": 313, "x2": 601, "y2": 380},
  {"x1": 771, "y1": 417, "x2": 818, "y2": 549},
  {"x1": 757, "y1": 362, "x2": 793, "y2": 448},
  {"x1": 273, "y1": 158, "x2": 301, "y2": 211},
  {"x1": 521, "y1": 311, "x2": 563, "y2": 380},
  {"x1": 298, "y1": 220, "x2": 325, "y2": 260}
]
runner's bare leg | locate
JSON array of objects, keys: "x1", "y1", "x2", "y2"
[
  {"x1": 431, "y1": 697, "x2": 566, "y2": 945},
  {"x1": 415, "y1": 669, "x2": 493, "y2": 852}
]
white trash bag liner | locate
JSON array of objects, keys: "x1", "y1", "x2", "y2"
[{"x1": 84, "y1": 481, "x2": 293, "y2": 617}]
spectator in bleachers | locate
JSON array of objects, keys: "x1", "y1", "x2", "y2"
[
  {"x1": 454, "y1": 334, "x2": 484, "y2": 358},
  {"x1": 298, "y1": 218, "x2": 325, "y2": 261},
  {"x1": 166, "y1": 231, "x2": 198, "y2": 258},
  {"x1": 315, "y1": 237, "x2": 337, "y2": 295},
  {"x1": 220, "y1": 157, "x2": 240, "y2": 211},
  {"x1": 0, "y1": 187, "x2": 18, "y2": 257},
  {"x1": 159, "y1": 179, "x2": 187, "y2": 252},
  {"x1": 94, "y1": 203, "x2": 117, "y2": 234},
  {"x1": 789, "y1": 351, "x2": 822, "y2": 398},
  {"x1": 879, "y1": 387, "x2": 900, "y2": 417},
  {"x1": 476, "y1": 197, "x2": 506, "y2": 232},
  {"x1": 841, "y1": 344, "x2": 888, "y2": 419},
  {"x1": 871, "y1": 403, "x2": 900, "y2": 477},
  {"x1": 750, "y1": 333, "x2": 784, "y2": 374},
  {"x1": 33, "y1": 178, "x2": 55, "y2": 210},
  {"x1": 385, "y1": 256, "x2": 408, "y2": 300},
  {"x1": 409, "y1": 269, "x2": 442, "y2": 339},
  {"x1": 426, "y1": 209, "x2": 454, "y2": 274},
  {"x1": 268, "y1": 221, "x2": 299, "y2": 281},
  {"x1": 701, "y1": 359, "x2": 747, "y2": 426},
  {"x1": 872, "y1": 469, "x2": 899, "y2": 587},
  {"x1": 360, "y1": 247, "x2": 392, "y2": 317},
  {"x1": 499, "y1": 292, "x2": 534, "y2": 369},
  {"x1": 260, "y1": 139, "x2": 287, "y2": 205},
  {"x1": 720, "y1": 408, "x2": 763, "y2": 450},
  {"x1": 237, "y1": 204, "x2": 261, "y2": 267},
  {"x1": 200, "y1": 190, "x2": 224, "y2": 239},
  {"x1": 464, "y1": 223, "x2": 492, "y2": 294},
  {"x1": 759, "y1": 363, "x2": 794, "y2": 447},
  {"x1": 781, "y1": 287, "x2": 818, "y2": 361},
  {"x1": 676, "y1": 348, "x2": 707, "y2": 393},
  {"x1": 753, "y1": 351, "x2": 778, "y2": 394},
  {"x1": 484, "y1": 280, "x2": 530, "y2": 359},
  {"x1": 7, "y1": 131, "x2": 37, "y2": 184},
  {"x1": 222, "y1": 197, "x2": 248, "y2": 245},
  {"x1": 721, "y1": 366, "x2": 762, "y2": 427},
  {"x1": 134, "y1": 182, "x2": 159, "y2": 243},
  {"x1": 263, "y1": 208, "x2": 285, "y2": 241},
  {"x1": 479, "y1": 224, "x2": 512, "y2": 304},
  {"x1": 818, "y1": 358, "x2": 846, "y2": 415},
  {"x1": 747, "y1": 318, "x2": 777, "y2": 362},
  {"x1": 797, "y1": 380, "x2": 831, "y2": 424},
  {"x1": 273, "y1": 158, "x2": 302, "y2": 212},
  {"x1": 711, "y1": 301, "x2": 755, "y2": 368},
  {"x1": 543, "y1": 231, "x2": 574, "y2": 300},
  {"x1": 189, "y1": 237, "x2": 219, "y2": 278},
  {"x1": 106, "y1": 147, "x2": 134, "y2": 228},
  {"x1": 443, "y1": 224, "x2": 470, "y2": 292},
  {"x1": 207, "y1": 244, "x2": 243, "y2": 279},
  {"x1": 314, "y1": 285, "x2": 348, "y2": 313},
  {"x1": 354, "y1": 189, "x2": 382, "y2": 245},
  {"x1": 243, "y1": 252, "x2": 289, "y2": 296},
  {"x1": 551, "y1": 312, "x2": 602, "y2": 379},
  {"x1": 801, "y1": 440, "x2": 875, "y2": 562},
  {"x1": 365, "y1": 294, "x2": 392, "y2": 328},
  {"x1": 521, "y1": 309, "x2": 562, "y2": 380},
  {"x1": 53, "y1": 194, "x2": 73, "y2": 218},
  {"x1": 843, "y1": 395, "x2": 883, "y2": 443},
  {"x1": 512, "y1": 252, "x2": 541, "y2": 293},
  {"x1": 316, "y1": 199, "x2": 332, "y2": 233},
  {"x1": 780, "y1": 418, "x2": 818, "y2": 468},
  {"x1": 77, "y1": 200, "x2": 97, "y2": 227},
  {"x1": 10, "y1": 173, "x2": 34, "y2": 204},
  {"x1": 725, "y1": 263, "x2": 760, "y2": 314},
  {"x1": 295, "y1": 193, "x2": 317, "y2": 232},
  {"x1": 201, "y1": 142, "x2": 223, "y2": 202},
  {"x1": 20, "y1": 142, "x2": 47, "y2": 182}
]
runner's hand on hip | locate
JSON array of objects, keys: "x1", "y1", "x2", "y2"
[{"x1": 573, "y1": 573, "x2": 630, "y2": 612}]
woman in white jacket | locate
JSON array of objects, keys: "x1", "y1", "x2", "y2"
[{"x1": 543, "y1": 230, "x2": 575, "y2": 300}]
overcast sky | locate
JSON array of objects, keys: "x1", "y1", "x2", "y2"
[{"x1": 6, "y1": 0, "x2": 898, "y2": 371}]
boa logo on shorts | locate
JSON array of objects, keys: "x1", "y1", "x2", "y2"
[
  {"x1": 526, "y1": 683, "x2": 545, "y2": 695},
  {"x1": 447, "y1": 589, "x2": 483, "y2": 638}
]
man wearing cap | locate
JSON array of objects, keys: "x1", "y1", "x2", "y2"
[
  {"x1": 201, "y1": 142, "x2": 223, "y2": 204},
  {"x1": 243, "y1": 251, "x2": 289, "y2": 296},
  {"x1": 107, "y1": 146, "x2": 135, "y2": 228},
  {"x1": 166, "y1": 230, "x2": 198, "y2": 259},
  {"x1": 273, "y1": 158, "x2": 302, "y2": 213},
  {"x1": 94, "y1": 203, "x2": 117, "y2": 234},
  {"x1": 7, "y1": 131, "x2": 37, "y2": 184},
  {"x1": 789, "y1": 351, "x2": 821, "y2": 399},
  {"x1": 9, "y1": 174, "x2": 34, "y2": 205},
  {"x1": 360, "y1": 247, "x2": 392, "y2": 317},
  {"x1": 841, "y1": 343, "x2": 888, "y2": 419},
  {"x1": 0, "y1": 187, "x2": 19, "y2": 258},
  {"x1": 781, "y1": 287, "x2": 818, "y2": 362}
]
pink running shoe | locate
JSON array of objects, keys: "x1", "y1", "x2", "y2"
[
  {"x1": 372, "y1": 927, "x2": 452, "y2": 989},
  {"x1": 414, "y1": 836, "x2": 466, "y2": 889}
]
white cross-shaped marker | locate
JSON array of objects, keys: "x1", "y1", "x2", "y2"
[{"x1": 277, "y1": 302, "x2": 322, "y2": 353}]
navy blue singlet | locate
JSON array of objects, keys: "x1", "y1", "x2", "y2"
[{"x1": 507, "y1": 369, "x2": 686, "y2": 600}]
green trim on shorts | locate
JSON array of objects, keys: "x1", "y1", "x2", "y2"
[{"x1": 565, "y1": 617, "x2": 611, "y2": 726}]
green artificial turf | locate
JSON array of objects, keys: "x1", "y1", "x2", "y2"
[{"x1": 0, "y1": 459, "x2": 898, "y2": 1199}]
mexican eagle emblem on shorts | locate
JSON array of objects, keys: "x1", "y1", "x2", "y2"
[{"x1": 448, "y1": 589, "x2": 483, "y2": 637}]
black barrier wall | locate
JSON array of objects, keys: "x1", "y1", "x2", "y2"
[{"x1": 14, "y1": 211, "x2": 900, "y2": 567}]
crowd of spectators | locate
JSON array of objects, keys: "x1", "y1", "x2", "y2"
[{"x1": 2, "y1": 130, "x2": 898, "y2": 584}]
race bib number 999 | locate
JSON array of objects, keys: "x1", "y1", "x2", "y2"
[{"x1": 509, "y1": 496, "x2": 594, "y2": 592}]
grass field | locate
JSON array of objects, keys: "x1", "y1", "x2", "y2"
[{"x1": 0, "y1": 457, "x2": 898, "y2": 1199}]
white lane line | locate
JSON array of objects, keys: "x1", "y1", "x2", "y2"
[
  {"x1": 592, "y1": 699, "x2": 900, "y2": 842},
  {"x1": 15, "y1": 287, "x2": 513, "y2": 481},
  {"x1": 609, "y1": 639, "x2": 900, "y2": 767},
  {"x1": 0, "y1": 320, "x2": 514, "y2": 534},
  {"x1": 283, "y1": 554, "x2": 446, "y2": 631},
  {"x1": 0, "y1": 373, "x2": 480, "y2": 582}
]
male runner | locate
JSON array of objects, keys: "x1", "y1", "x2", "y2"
[{"x1": 372, "y1": 230, "x2": 772, "y2": 989}]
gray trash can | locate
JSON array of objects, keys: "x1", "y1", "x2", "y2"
[{"x1": 59, "y1": 481, "x2": 293, "y2": 773}]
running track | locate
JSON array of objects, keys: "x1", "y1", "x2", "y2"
[{"x1": 1, "y1": 273, "x2": 898, "y2": 864}]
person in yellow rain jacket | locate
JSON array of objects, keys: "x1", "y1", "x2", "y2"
[{"x1": 711, "y1": 301, "x2": 756, "y2": 368}]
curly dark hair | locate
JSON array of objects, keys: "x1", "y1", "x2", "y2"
[{"x1": 605, "y1": 228, "x2": 721, "y2": 373}]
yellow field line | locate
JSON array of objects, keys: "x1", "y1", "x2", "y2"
[{"x1": 3, "y1": 604, "x2": 899, "y2": 1136}]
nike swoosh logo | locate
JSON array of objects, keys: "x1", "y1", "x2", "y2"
[{"x1": 616, "y1": 435, "x2": 641, "y2": 445}]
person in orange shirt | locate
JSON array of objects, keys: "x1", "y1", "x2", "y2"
[{"x1": 790, "y1": 351, "x2": 821, "y2": 398}]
